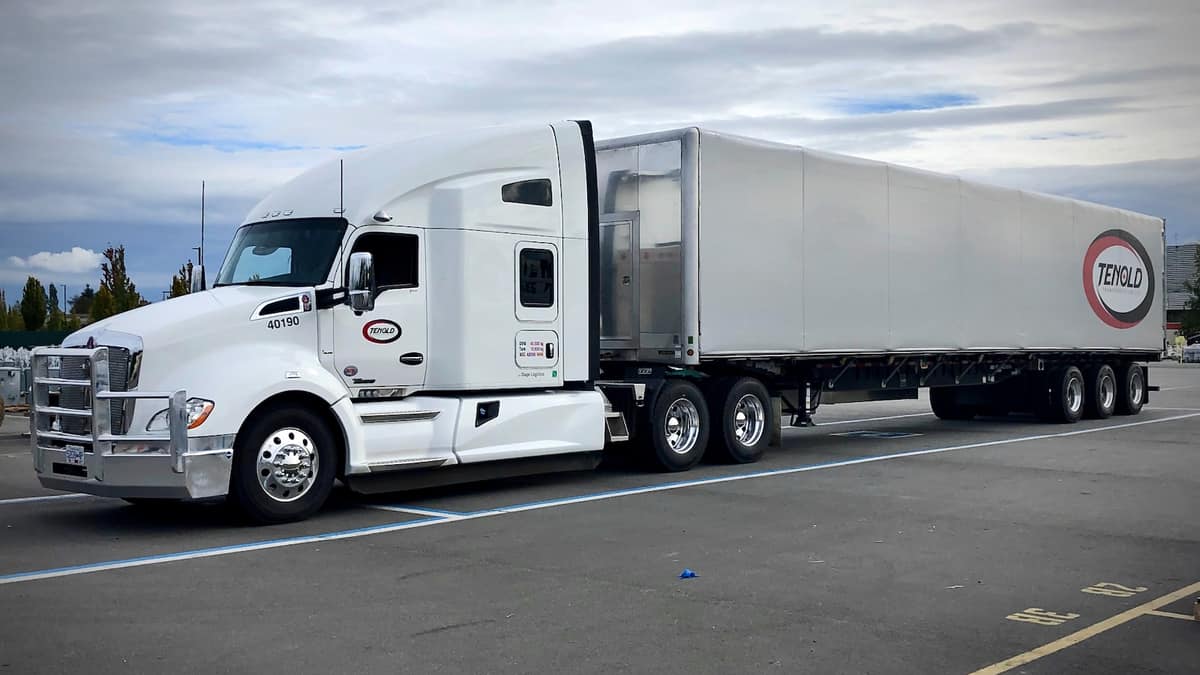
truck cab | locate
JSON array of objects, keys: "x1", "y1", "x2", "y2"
[{"x1": 30, "y1": 121, "x2": 608, "y2": 522}]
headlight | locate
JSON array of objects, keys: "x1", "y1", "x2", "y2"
[{"x1": 146, "y1": 398, "x2": 215, "y2": 431}]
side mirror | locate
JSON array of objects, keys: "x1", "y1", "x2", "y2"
[
  {"x1": 190, "y1": 265, "x2": 205, "y2": 293},
  {"x1": 348, "y1": 252, "x2": 376, "y2": 312}
]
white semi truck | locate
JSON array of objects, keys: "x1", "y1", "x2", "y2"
[{"x1": 30, "y1": 122, "x2": 1164, "y2": 522}]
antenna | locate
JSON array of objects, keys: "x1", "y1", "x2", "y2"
[
  {"x1": 200, "y1": 180, "x2": 206, "y2": 268},
  {"x1": 339, "y1": 159, "x2": 344, "y2": 215}
]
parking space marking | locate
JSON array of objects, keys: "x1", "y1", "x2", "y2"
[
  {"x1": 0, "y1": 493, "x2": 91, "y2": 506},
  {"x1": 0, "y1": 516, "x2": 447, "y2": 585},
  {"x1": 1145, "y1": 610, "x2": 1194, "y2": 621},
  {"x1": 365, "y1": 505, "x2": 471, "y2": 519},
  {"x1": 970, "y1": 581, "x2": 1200, "y2": 674},
  {"x1": 2, "y1": 411, "x2": 1198, "y2": 587}
]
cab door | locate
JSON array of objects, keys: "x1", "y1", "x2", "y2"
[{"x1": 332, "y1": 227, "x2": 427, "y2": 392}]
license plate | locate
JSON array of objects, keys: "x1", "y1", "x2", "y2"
[{"x1": 64, "y1": 445, "x2": 85, "y2": 465}]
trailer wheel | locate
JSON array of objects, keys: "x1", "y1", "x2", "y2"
[
  {"x1": 1083, "y1": 365, "x2": 1117, "y2": 419},
  {"x1": 645, "y1": 380, "x2": 710, "y2": 472},
  {"x1": 1114, "y1": 363, "x2": 1145, "y2": 416},
  {"x1": 930, "y1": 388, "x2": 975, "y2": 421},
  {"x1": 1038, "y1": 366, "x2": 1085, "y2": 424},
  {"x1": 708, "y1": 377, "x2": 772, "y2": 464},
  {"x1": 229, "y1": 405, "x2": 336, "y2": 523}
]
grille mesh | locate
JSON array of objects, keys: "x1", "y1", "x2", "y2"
[{"x1": 59, "y1": 348, "x2": 131, "y2": 435}]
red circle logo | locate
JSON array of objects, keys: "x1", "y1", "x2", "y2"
[
  {"x1": 1082, "y1": 229, "x2": 1154, "y2": 329},
  {"x1": 362, "y1": 319, "x2": 401, "y2": 343}
]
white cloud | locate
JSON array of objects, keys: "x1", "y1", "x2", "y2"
[{"x1": 7, "y1": 247, "x2": 104, "y2": 274}]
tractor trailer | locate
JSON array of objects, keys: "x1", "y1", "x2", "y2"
[{"x1": 30, "y1": 122, "x2": 1164, "y2": 522}]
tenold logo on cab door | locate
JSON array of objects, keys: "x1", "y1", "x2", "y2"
[
  {"x1": 1083, "y1": 229, "x2": 1155, "y2": 329},
  {"x1": 362, "y1": 319, "x2": 401, "y2": 344}
]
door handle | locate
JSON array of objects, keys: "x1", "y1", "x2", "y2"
[{"x1": 399, "y1": 352, "x2": 424, "y2": 366}]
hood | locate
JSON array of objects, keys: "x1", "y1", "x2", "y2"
[{"x1": 65, "y1": 286, "x2": 310, "y2": 353}]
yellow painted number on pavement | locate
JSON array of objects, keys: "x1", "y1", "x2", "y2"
[
  {"x1": 1081, "y1": 582, "x2": 1147, "y2": 598},
  {"x1": 1005, "y1": 608, "x2": 1081, "y2": 626}
]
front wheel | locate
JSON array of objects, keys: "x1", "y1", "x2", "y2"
[
  {"x1": 229, "y1": 406, "x2": 337, "y2": 524},
  {"x1": 645, "y1": 380, "x2": 710, "y2": 472}
]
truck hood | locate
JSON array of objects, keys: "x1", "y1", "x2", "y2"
[{"x1": 65, "y1": 286, "x2": 311, "y2": 353}]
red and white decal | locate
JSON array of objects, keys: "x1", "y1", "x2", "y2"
[
  {"x1": 362, "y1": 319, "x2": 401, "y2": 344},
  {"x1": 1082, "y1": 229, "x2": 1155, "y2": 329}
]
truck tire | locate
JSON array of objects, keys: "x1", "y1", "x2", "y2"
[
  {"x1": 1114, "y1": 363, "x2": 1146, "y2": 416},
  {"x1": 930, "y1": 388, "x2": 975, "y2": 421},
  {"x1": 229, "y1": 406, "x2": 337, "y2": 524},
  {"x1": 1038, "y1": 366, "x2": 1085, "y2": 424},
  {"x1": 645, "y1": 380, "x2": 710, "y2": 472},
  {"x1": 1083, "y1": 365, "x2": 1117, "y2": 419},
  {"x1": 708, "y1": 377, "x2": 772, "y2": 464}
]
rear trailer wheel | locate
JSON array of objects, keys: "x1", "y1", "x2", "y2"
[
  {"x1": 645, "y1": 380, "x2": 710, "y2": 472},
  {"x1": 230, "y1": 406, "x2": 337, "y2": 524},
  {"x1": 1039, "y1": 366, "x2": 1085, "y2": 424},
  {"x1": 709, "y1": 377, "x2": 772, "y2": 464},
  {"x1": 1115, "y1": 363, "x2": 1146, "y2": 416},
  {"x1": 1084, "y1": 365, "x2": 1117, "y2": 419},
  {"x1": 930, "y1": 388, "x2": 975, "y2": 421}
]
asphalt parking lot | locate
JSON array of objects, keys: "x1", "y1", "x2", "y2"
[{"x1": 1, "y1": 364, "x2": 1197, "y2": 674}]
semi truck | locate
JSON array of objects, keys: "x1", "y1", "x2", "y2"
[{"x1": 29, "y1": 122, "x2": 1164, "y2": 522}]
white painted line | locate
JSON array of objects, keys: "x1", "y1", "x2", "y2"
[
  {"x1": 363, "y1": 505, "x2": 470, "y2": 519},
  {"x1": 1146, "y1": 406, "x2": 1200, "y2": 412},
  {"x1": 796, "y1": 412, "x2": 935, "y2": 427},
  {"x1": 3, "y1": 411, "x2": 1199, "y2": 586},
  {"x1": 1156, "y1": 385, "x2": 1199, "y2": 392},
  {"x1": 0, "y1": 493, "x2": 92, "y2": 506}
]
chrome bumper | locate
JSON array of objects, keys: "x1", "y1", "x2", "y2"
[{"x1": 29, "y1": 347, "x2": 233, "y2": 500}]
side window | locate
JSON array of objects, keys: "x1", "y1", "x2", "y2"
[
  {"x1": 519, "y1": 248, "x2": 554, "y2": 308},
  {"x1": 502, "y1": 179, "x2": 553, "y2": 207},
  {"x1": 349, "y1": 232, "x2": 418, "y2": 290}
]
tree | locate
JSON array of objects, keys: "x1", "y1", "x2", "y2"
[
  {"x1": 8, "y1": 306, "x2": 23, "y2": 330},
  {"x1": 46, "y1": 284, "x2": 64, "y2": 331},
  {"x1": 1182, "y1": 248, "x2": 1200, "y2": 339},
  {"x1": 0, "y1": 290, "x2": 7, "y2": 330},
  {"x1": 70, "y1": 284, "x2": 95, "y2": 315},
  {"x1": 100, "y1": 245, "x2": 146, "y2": 313},
  {"x1": 19, "y1": 276, "x2": 48, "y2": 331},
  {"x1": 64, "y1": 314, "x2": 82, "y2": 331},
  {"x1": 91, "y1": 285, "x2": 117, "y2": 321},
  {"x1": 169, "y1": 260, "x2": 194, "y2": 298}
]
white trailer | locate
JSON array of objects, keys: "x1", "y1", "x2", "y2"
[{"x1": 30, "y1": 122, "x2": 1164, "y2": 522}]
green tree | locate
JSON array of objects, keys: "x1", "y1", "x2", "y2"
[
  {"x1": 100, "y1": 245, "x2": 146, "y2": 313},
  {"x1": 169, "y1": 260, "x2": 193, "y2": 298},
  {"x1": 0, "y1": 290, "x2": 7, "y2": 330},
  {"x1": 46, "y1": 284, "x2": 64, "y2": 331},
  {"x1": 91, "y1": 285, "x2": 117, "y2": 321},
  {"x1": 1182, "y1": 248, "x2": 1200, "y2": 339},
  {"x1": 70, "y1": 284, "x2": 95, "y2": 315},
  {"x1": 8, "y1": 305, "x2": 25, "y2": 330},
  {"x1": 19, "y1": 276, "x2": 48, "y2": 330},
  {"x1": 64, "y1": 314, "x2": 82, "y2": 331}
]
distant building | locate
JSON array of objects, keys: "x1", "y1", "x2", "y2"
[{"x1": 1166, "y1": 243, "x2": 1198, "y2": 332}]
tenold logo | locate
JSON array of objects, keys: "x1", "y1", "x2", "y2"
[
  {"x1": 1082, "y1": 229, "x2": 1155, "y2": 329},
  {"x1": 362, "y1": 319, "x2": 401, "y2": 344}
]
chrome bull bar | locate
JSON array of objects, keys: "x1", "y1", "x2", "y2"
[{"x1": 30, "y1": 346, "x2": 188, "y2": 478}]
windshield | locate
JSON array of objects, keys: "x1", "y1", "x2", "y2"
[{"x1": 215, "y1": 218, "x2": 347, "y2": 287}]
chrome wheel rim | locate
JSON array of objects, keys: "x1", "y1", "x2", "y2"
[
  {"x1": 664, "y1": 398, "x2": 701, "y2": 455},
  {"x1": 1129, "y1": 370, "x2": 1144, "y2": 405},
  {"x1": 257, "y1": 427, "x2": 319, "y2": 503},
  {"x1": 1099, "y1": 374, "x2": 1116, "y2": 410},
  {"x1": 732, "y1": 394, "x2": 766, "y2": 447},
  {"x1": 1067, "y1": 376, "x2": 1083, "y2": 414}
]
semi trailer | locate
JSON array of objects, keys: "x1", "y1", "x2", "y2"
[{"x1": 30, "y1": 122, "x2": 1164, "y2": 522}]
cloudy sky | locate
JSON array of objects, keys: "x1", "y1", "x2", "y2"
[{"x1": 1, "y1": 0, "x2": 1198, "y2": 305}]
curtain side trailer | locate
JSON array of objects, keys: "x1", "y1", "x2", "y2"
[{"x1": 30, "y1": 121, "x2": 1163, "y2": 522}]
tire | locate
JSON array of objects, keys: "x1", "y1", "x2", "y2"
[
  {"x1": 1114, "y1": 363, "x2": 1146, "y2": 416},
  {"x1": 645, "y1": 380, "x2": 710, "y2": 472},
  {"x1": 229, "y1": 405, "x2": 337, "y2": 524},
  {"x1": 1038, "y1": 366, "x2": 1085, "y2": 424},
  {"x1": 930, "y1": 388, "x2": 975, "y2": 421},
  {"x1": 708, "y1": 377, "x2": 772, "y2": 464},
  {"x1": 1083, "y1": 365, "x2": 1117, "y2": 419}
]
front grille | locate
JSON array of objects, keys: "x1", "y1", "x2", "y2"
[{"x1": 58, "y1": 347, "x2": 132, "y2": 437}]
